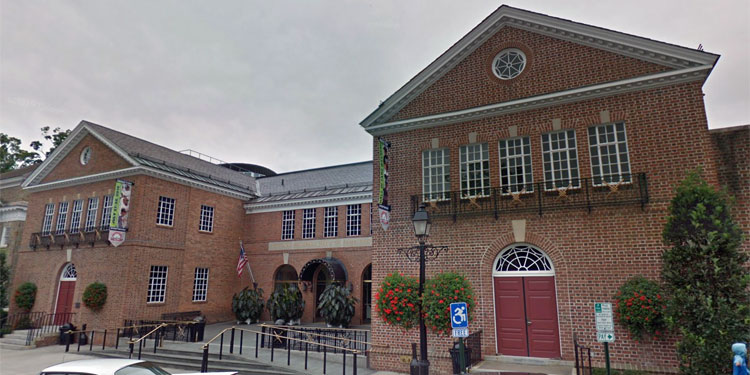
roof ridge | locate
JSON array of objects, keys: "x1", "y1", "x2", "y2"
[{"x1": 259, "y1": 160, "x2": 372, "y2": 178}]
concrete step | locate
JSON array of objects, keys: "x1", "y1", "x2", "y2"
[
  {"x1": 0, "y1": 337, "x2": 31, "y2": 346},
  {"x1": 0, "y1": 341, "x2": 34, "y2": 350}
]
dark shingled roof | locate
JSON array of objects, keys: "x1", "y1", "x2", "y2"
[
  {"x1": 0, "y1": 164, "x2": 39, "y2": 180},
  {"x1": 83, "y1": 121, "x2": 256, "y2": 195},
  {"x1": 255, "y1": 161, "x2": 372, "y2": 199}
]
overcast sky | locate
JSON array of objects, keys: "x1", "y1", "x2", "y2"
[{"x1": 2, "y1": 0, "x2": 748, "y2": 173}]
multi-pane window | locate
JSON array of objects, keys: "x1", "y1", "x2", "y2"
[
  {"x1": 192, "y1": 268, "x2": 209, "y2": 302},
  {"x1": 100, "y1": 195, "x2": 113, "y2": 230},
  {"x1": 56, "y1": 202, "x2": 69, "y2": 235},
  {"x1": 302, "y1": 208, "x2": 316, "y2": 239},
  {"x1": 282, "y1": 210, "x2": 295, "y2": 240},
  {"x1": 459, "y1": 143, "x2": 490, "y2": 197},
  {"x1": 542, "y1": 130, "x2": 580, "y2": 190},
  {"x1": 147, "y1": 265, "x2": 168, "y2": 303},
  {"x1": 499, "y1": 137, "x2": 533, "y2": 194},
  {"x1": 69, "y1": 200, "x2": 83, "y2": 232},
  {"x1": 324, "y1": 207, "x2": 338, "y2": 237},
  {"x1": 42, "y1": 203, "x2": 55, "y2": 234},
  {"x1": 422, "y1": 148, "x2": 450, "y2": 201},
  {"x1": 588, "y1": 122, "x2": 631, "y2": 185},
  {"x1": 84, "y1": 198, "x2": 99, "y2": 232},
  {"x1": 346, "y1": 204, "x2": 361, "y2": 236},
  {"x1": 156, "y1": 196, "x2": 175, "y2": 226},
  {"x1": 199, "y1": 205, "x2": 214, "y2": 232}
]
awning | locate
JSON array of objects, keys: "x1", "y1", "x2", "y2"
[{"x1": 298, "y1": 257, "x2": 348, "y2": 282}]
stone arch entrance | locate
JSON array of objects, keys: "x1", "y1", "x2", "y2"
[
  {"x1": 493, "y1": 244, "x2": 560, "y2": 358},
  {"x1": 54, "y1": 263, "x2": 77, "y2": 324}
]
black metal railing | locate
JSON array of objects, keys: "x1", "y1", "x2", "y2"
[
  {"x1": 574, "y1": 333, "x2": 592, "y2": 375},
  {"x1": 62, "y1": 321, "x2": 203, "y2": 357},
  {"x1": 465, "y1": 329, "x2": 482, "y2": 366},
  {"x1": 412, "y1": 173, "x2": 648, "y2": 220},
  {"x1": 122, "y1": 319, "x2": 205, "y2": 343},
  {"x1": 1, "y1": 311, "x2": 46, "y2": 330},
  {"x1": 30, "y1": 227, "x2": 110, "y2": 249},
  {"x1": 260, "y1": 324, "x2": 370, "y2": 354},
  {"x1": 25, "y1": 312, "x2": 77, "y2": 345}
]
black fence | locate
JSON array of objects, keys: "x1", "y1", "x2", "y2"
[
  {"x1": 260, "y1": 325, "x2": 370, "y2": 354},
  {"x1": 465, "y1": 329, "x2": 482, "y2": 366},
  {"x1": 412, "y1": 173, "x2": 648, "y2": 220},
  {"x1": 30, "y1": 227, "x2": 110, "y2": 249},
  {"x1": 122, "y1": 319, "x2": 205, "y2": 342},
  {"x1": 573, "y1": 333, "x2": 592, "y2": 375},
  {"x1": 1, "y1": 311, "x2": 46, "y2": 330}
]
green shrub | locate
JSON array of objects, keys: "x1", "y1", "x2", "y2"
[
  {"x1": 374, "y1": 273, "x2": 420, "y2": 330},
  {"x1": 422, "y1": 272, "x2": 476, "y2": 336},
  {"x1": 267, "y1": 284, "x2": 304, "y2": 323},
  {"x1": 662, "y1": 170, "x2": 749, "y2": 374},
  {"x1": 318, "y1": 283, "x2": 357, "y2": 328},
  {"x1": 613, "y1": 276, "x2": 667, "y2": 341},
  {"x1": 14, "y1": 282, "x2": 36, "y2": 312},
  {"x1": 232, "y1": 287, "x2": 265, "y2": 323},
  {"x1": 82, "y1": 282, "x2": 107, "y2": 311}
]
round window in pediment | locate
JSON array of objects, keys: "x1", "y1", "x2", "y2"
[
  {"x1": 80, "y1": 147, "x2": 92, "y2": 165},
  {"x1": 492, "y1": 48, "x2": 526, "y2": 80}
]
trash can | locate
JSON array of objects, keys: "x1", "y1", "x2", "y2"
[
  {"x1": 59, "y1": 323, "x2": 75, "y2": 345},
  {"x1": 77, "y1": 324, "x2": 88, "y2": 346},
  {"x1": 449, "y1": 342, "x2": 472, "y2": 375}
]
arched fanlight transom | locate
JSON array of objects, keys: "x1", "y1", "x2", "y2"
[
  {"x1": 61, "y1": 263, "x2": 77, "y2": 281},
  {"x1": 494, "y1": 244, "x2": 554, "y2": 276}
]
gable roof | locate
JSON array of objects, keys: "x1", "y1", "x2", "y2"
[
  {"x1": 360, "y1": 5, "x2": 720, "y2": 135},
  {"x1": 23, "y1": 120, "x2": 256, "y2": 198}
]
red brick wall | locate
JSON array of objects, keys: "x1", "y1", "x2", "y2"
[
  {"x1": 391, "y1": 26, "x2": 670, "y2": 122},
  {"x1": 369, "y1": 82, "x2": 721, "y2": 373},
  {"x1": 711, "y1": 126, "x2": 750, "y2": 257},
  {"x1": 41, "y1": 134, "x2": 132, "y2": 184}
]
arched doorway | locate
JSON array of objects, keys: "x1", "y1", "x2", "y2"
[
  {"x1": 361, "y1": 264, "x2": 372, "y2": 323},
  {"x1": 493, "y1": 244, "x2": 560, "y2": 358},
  {"x1": 54, "y1": 263, "x2": 77, "y2": 324},
  {"x1": 273, "y1": 265, "x2": 299, "y2": 291},
  {"x1": 314, "y1": 266, "x2": 331, "y2": 321}
]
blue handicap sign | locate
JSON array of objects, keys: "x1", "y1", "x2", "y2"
[{"x1": 450, "y1": 302, "x2": 468, "y2": 328}]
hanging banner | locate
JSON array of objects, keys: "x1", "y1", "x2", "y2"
[
  {"x1": 108, "y1": 179, "x2": 134, "y2": 247},
  {"x1": 378, "y1": 137, "x2": 391, "y2": 231}
]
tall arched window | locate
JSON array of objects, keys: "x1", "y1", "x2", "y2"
[
  {"x1": 274, "y1": 265, "x2": 298, "y2": 291},
  {"x1": 362, "y1": 264, "x2": 372, "y2": 323}
]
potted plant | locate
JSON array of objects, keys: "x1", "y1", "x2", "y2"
[
  {"x1": 318, "y1": 283, "x2": 358, "y2": 328},
  {"x1": 232, "y1": 287, "x2": 265, "y2": 324},
  {"x1": 267, "y1": 284, "x2": 304, "y2": 325}
]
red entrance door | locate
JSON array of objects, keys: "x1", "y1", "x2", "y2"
[
  {"x1": 494, "y1": 276, "x2": 560, "y2": 358},
  {"x1": 54, "y1": 281, "x2": 75, "y2": 324}
]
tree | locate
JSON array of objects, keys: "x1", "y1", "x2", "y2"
[
  {"x1": 0, "y1": 127, "x2": 71, "y2": 172},
  {"x1": 662, "y1": 170, "x2": 750, "y2": 374}
]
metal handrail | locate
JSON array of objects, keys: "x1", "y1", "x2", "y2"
[
  {"x1": 129, "y1": 323, "x2": 166, "y2": 345},
  {"x1": 259, "y1": 324, "x2": 370, "y2": 347}
]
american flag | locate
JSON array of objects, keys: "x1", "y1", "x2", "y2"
[{"x1": 237, "y1": 242, "x2": 248, "y2": 277}]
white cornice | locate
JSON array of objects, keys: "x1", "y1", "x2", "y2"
[
  {"x1": 360, "y1": 6, "x2": 719, "y2": 129},
  {"x1": 244, "y1": 192, "x2": 373, "y2": 214},
  {"x1": 365, "y1": 65, "x2": 711, "y2": 136},
  {"x1": 0, "y1": 205, "x2": 28, "y2": 222},
  {"x1": 24, "y1": 166, "x2": 253, "y2": 200}
]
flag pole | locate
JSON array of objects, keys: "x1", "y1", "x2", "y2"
[{"x1": 240, "y1": 239, "x2": 257, "y2": 288}]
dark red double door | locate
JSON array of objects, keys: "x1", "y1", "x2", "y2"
[
  {"x1": 494, "y1": 276, "x2": 560, "y2": 358},
  {"x1": 54, "y1": 281, "x2": 76, "y2": 325}
]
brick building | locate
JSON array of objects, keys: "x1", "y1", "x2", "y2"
[
  {"x1": 1, "y1": 165, "x2": 38, "y2": 272},
  {"x1": 359, "y1": 5, "x2": 749, "y2": 374}
]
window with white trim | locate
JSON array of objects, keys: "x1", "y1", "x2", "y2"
[
  {"x1": 588, "y1": 122, "x2": 631, "y2": 185},
  {"x1": 499, "y1": 137, "x2": 533, "y2": 194},
  {"x1": 84, "y1": 197, "x2": 99, "y2": 232},
  {"x1": 422, "y1": 148, "x2": 450, "y2": 201},
  {"x1": 542, "y1": 130, "x2": 580, "y2": 190},
  {"x1": 156, "y1": 196, "x2": 175, "y2": 226},
  {"x1": 69, "y1": 200, "x2": 83, "y2": 232},
  {"x1": 302, "y1": 208, "x2": 316, "y2": 239},
  {"x1": 100, "y1": 195, "x2": 113, "y2": 230},
  {"x1": 147, "y1": 265, "x2": 168, "y2": 303},
  {"x1": 199, "y1": 205, "x2": 214, "y2": 232},
  {"x1": 346, "y1": 204, "x2": 361, "y2": 236},
  {"x1": 0, "y1": 226, "x2": 9, "y2": 247},
  {"x1": 324, "y1": 207, "x2": 338, "y2": 237},
  {"x1": 459, "y1": 143, "x2": 490, "y2": 198},
  {"x1": 192, "y1": 267, "x2": 209, "y2": 302},
  {"x1": 42, "y1": 203, "x2": 55, "y2": 235},
  {"x1": 56, "y1": 202, "x2": 69, "y2": 235},
  {"x1": 282, "y1": 210, "x2": 295, "y2": 240}
]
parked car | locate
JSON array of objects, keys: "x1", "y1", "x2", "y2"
[{"x1": 40, "y1": 359, "x2": 237, "y2": 375}]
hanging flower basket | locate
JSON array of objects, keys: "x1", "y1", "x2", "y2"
[
  {"x1": 14, "y1": 282, "x2": 37, "y2": 312},
  {"x1": 614, "y1": 276, "x2": 667, "y2": 340},
  {"x1": 374, "y1": 273, "x2": 420, "y2": 330},
  {"x1": 423, "y1": 272, "x2": 476, "y2": 336},
  {"x1": 83, "y1": 282, "x2": 108, "y2": 311}
]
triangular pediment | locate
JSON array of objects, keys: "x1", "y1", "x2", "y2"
[{"x1": 360, "y1": 5, "x2": 719, "y2": 135}]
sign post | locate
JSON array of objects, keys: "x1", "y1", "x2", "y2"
[
  {"x1": 595, "y1": 302, "x2": 614, "y2": 375},
  {"x1": 451, "y1": 302, "x2": 469, "y2": 374}
]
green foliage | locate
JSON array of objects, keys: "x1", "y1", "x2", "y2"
[
  {"x1": 82, "y1": 282, "x2": 107, "y2": 311},
  {"x1": 232, "y1": 287, "x2": 265, "y2": 323},
  {"x1": 0, "y1": 127, "x2": 70, "y2": 172},
  {"x1": 662, "y1": 170, "x2": 749, "y2": 374},
  {"x1": 267, "y1": 284, "x2": 304, "y2": 323},
  {"x1": 14, "y1": 282, "x2": 37, "y2": 312},
  {"x1": 422, "y1": 272, "x2": 476, "y2": 336},
  {"x1": 0, "y1": 252, "x2": 9, "y2": 309},
  {"x1": 317, "y1": 283, "x2": 358, "y2": 328},
  {"x1": 374, "y1": 273, "x2": 420, "y2": 330},
  {"x1": 613, "y1": 276, "x2": 667, "y2": 341}
]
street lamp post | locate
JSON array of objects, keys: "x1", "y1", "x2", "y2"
[{"x1": 398, "y1": 203, "x2": 447, "y2": 375}]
